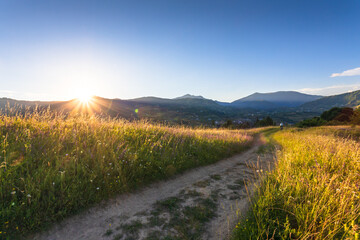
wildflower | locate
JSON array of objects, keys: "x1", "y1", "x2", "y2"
[
  {"x1": 53, "y1": 182, "x2": 55, "y2": 185},
  {"x1": 96, "y1": 187, "x2": 100, "y2": 190},
  {"x1": 11, "y1": 191, "x2": 16, "y2": 195},
  {"x1": 27, "y1": 194, "x2": 31, "y2": 198},
  {"x1": 90, "y1": 179, "x2": 93, "y2": 182}
]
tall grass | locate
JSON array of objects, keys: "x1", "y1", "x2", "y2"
[
  {"x1": 0, "y1": 110, "x2": 255, "y2": 239},
  {"x1": 233, "y1": 128, "x2": 360, "y2": 239}
]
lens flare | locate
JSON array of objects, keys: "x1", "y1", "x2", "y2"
[{"x1": 77, "y1": 92, "x2": 93, "y2": 104}]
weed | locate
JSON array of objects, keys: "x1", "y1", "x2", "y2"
[
  {"x1": 155, "y1": 197, "x2": 183, "y2": 213},
  {"x1": 113, "y1": 233, "x2": 123, "y2": 240},
  {"x1": 183, "y1": 189, "x2": 203, "y2": 198},
  {"x1": 119, "y1": 220, "x2": 143, "y2": 237},
  {"x1": 193, "y1": 179, "x2": 210, "y2": 188},
  {"x1": 0, "y1": 110, "x2": 255, "y2": 238},
  {"x1": 104, "y1": 229, "x2": 113, "y2": 236},
  {"x1": 148, "y1": 215, "x2": 167, "y2": 227},
  {"x1": 233, "y1": 127, "x2": 360, "y2": 239},
  {"x1": 210, "y1": 174, "x2": 221, "y2": 180}
]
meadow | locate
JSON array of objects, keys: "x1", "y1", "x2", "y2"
[
  {"x1": 0, "y1": 109, "x2": 256, "y2": 239},
  {"x1": 233, "y1": 126, "x2": 360, "y2": 239}
]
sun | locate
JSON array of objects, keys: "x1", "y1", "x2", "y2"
[{"x1": 77, "y1": 92, "x2": 94, "y2": 104}]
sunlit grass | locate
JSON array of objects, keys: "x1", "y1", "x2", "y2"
[
  {"x1": 233, "y1": 127, "x2": 360, "y2": 240},
  {"x1": 0, "y1": 108, "x2": 257, "y2": 238}
]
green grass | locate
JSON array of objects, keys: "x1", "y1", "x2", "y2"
[
  {"x1": 256, "y1": 127, "x2": 279, "y2": 154},
  {"x1": 165, "y1": 197, "x2": 217, "y2": 239},
  {"x1": 232, "y1": 127, "x2": 360, "y2": 240},
  {"x1": 210, "y1": 174, "x2": 222, "y2": 181},
  {"x1": 118, "y1": 220, "x2": 143, "y2": 237},
  {"x1": 0, "y1": 110, "x2": 256, "y2": 239},
  {"x1": 155, "y1": 197, "x2": 183, "y2": 213}
]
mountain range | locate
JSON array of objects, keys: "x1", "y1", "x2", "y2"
[
  {"x1": 231, "y1": 91, "x2": 322, "y2": 109},
  {"x1": 1, "y1": 90, "x2": 360, "y2": 125}
]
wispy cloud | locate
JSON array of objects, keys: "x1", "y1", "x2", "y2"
[
  {"x1": 298, "y1": 83, "x2": 360, "y2": 96},
  {"x1": 331, "y1": 67, "x2": 360, "y2": 77}
]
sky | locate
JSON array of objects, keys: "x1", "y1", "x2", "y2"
[{"x1": 1, "y1": 0, "x2": 360, "y2": 102}]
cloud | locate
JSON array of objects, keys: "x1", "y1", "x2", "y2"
[
  {"x1": 331, "y1": 67, "x2": 360, "y2": 77},
  {"x1": 298, "y1": 83, "x2": 360, "y2": 96}
]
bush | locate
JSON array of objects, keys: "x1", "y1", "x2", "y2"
[{"x1": 297, "y1": 107, "x2": 354, "y2": 128}]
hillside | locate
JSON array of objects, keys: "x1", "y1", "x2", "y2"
[
  {"x1": 230, "y1": 100, "x2": 279, "y2": 109},
  {"x1": 299, "y1": 90, "x2": 360, "y2": 112},
  {"x1": 0, "y1": 111, "x2": 255, "y2": 238},
  {"x1": 0, "y1": 91, "x2": 333, "y2": 125},
  {"x1": 232, "y1": 91, "x2": 322, "y2": 108}
]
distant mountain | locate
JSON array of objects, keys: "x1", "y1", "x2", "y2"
[
  {"x1": 174, "y1": 94, "x2": 205, "y2": 100},
  {"x1": 130, "y1": 95, "x2": 222, "y2": 109},
  {"x1": 0, "y1": 97, "x2": 57, "y2": 108},
  {"x1": 0, "y1": 90, "x2": 333, "y2": 125},
  {"x1": 130, "y1": 96, "x2": 172, "y2": 104},
  {"x1": 231, "y1": 100, "x2": 279, "y2": 110},
  {"x1": 299, "y1": 90, "x2": 360, "y2": 112},
  {"x1": 231, "y1": 91, "x2": 322, "y2": 109}
]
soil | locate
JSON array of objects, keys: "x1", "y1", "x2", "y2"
[{"x1": 32, "y1": 138, "x2": 275, "y2": 240}]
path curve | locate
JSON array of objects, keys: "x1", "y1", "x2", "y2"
[{"x1": 33, "y1": 140, "x2": 274, "y2": 240}]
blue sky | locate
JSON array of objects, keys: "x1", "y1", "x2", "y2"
[{"x1": 1, "y1": 0, "x2": 360, "y2": 102}]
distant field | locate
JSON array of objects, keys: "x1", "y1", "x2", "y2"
[
  {"x1": 0, "y1": 110, "x2": 257, "y2": 238},
  {"x1": 233, "y1": 126, "x2": 360, "y2": 239}
]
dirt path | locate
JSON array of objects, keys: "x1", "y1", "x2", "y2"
[{"x1": 33, "y1": 140, "x2": 275, "y2": 240}]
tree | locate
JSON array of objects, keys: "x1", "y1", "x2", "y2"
[{"x1": 255, "y1": 116, "x2": 275, "y2": 127}]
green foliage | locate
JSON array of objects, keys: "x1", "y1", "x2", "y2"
[
  {"x1": 0, "y1": 110, "x2": 255, "y2": 239},
  {"x1": 296, "y1": 116, "x2": 326, "y2": 128},
  {"x1": 221, "y1": 120, "x2": 251, "y2": 129},
  {"x1": 320, "y1": 107, "x2": 342, "y2": 121},
  {"x1": 351, "y1": 107, "x2": 360, "y2": 125},
  {"x1": 297, "y1": 107, "x2": 354, "y2": 128},
  {"x1": 233, "y1": 128, "x2": 360, "y2": 239},
  {"x1": 255, "y1": 116, "x2": 275, "y2": 127}
]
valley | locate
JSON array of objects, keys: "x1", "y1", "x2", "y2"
[{"x1": 3, "y1": 89, "x2": 360, "y2": 127}]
